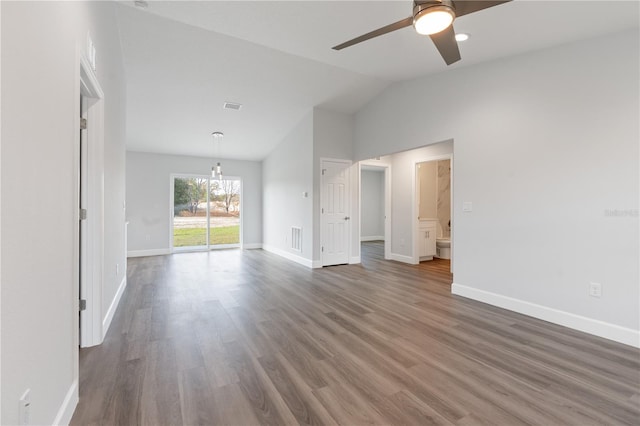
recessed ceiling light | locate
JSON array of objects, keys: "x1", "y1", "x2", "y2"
[
  {"x1": 455, "y1": 33, "x2": 470, "y2": 42},
  {"x1": 133, "y1": 0, "x2": 148, "y2": 9},
  {"x1": 223, "y1": 102, "x2": 242, "y2": 111}
]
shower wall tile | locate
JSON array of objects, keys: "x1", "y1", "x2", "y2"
[{"x1": 437, "y1": 159, "x2": 451, "y2": 236}]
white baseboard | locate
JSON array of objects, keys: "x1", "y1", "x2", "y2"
[
  {"x1": 243, "y1": 243, "x2": 263, "y2": 249},
  {"x1": 349, "y1": 256, "x2": 361, "y2": 264},
  {"x1": 312, "y1": 260, "x2": 322, "y2": 269},
  {"x1": 103, "y1": 276, "x2": 127, "y2": 339},
  {"x1": 361, "y1": 235, "x2": 384, "y2": 242},
  {"x1": 52, "y1": 380, "x2": 78, "y2": 426},
  {"x1": 263, "y1": 244, "x2": 314, "y2": 268},
  {"x1": 388, "y1": 252, "x2": 416, "y2": 265},
  {"x1": 452, "y1": 283, "x2": 640, "y2": 348},
  {"x1": 127, "y1": 248, "x2": 170, "y2": 258}
]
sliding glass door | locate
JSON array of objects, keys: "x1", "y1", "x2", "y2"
[
  {"x1": 172, "y1": 175, "x2": 241, "y2": 251},
  {"x1": 209, "y1": 178, "x2": 241, "y2": 246}
]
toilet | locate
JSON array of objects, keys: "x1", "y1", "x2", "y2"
[
  {"x1": 436, "y1": 238, "x2": 451, "y2": 259},
  {"x1": 435, "y1": 221, "x2": 451, "y2": 259}
]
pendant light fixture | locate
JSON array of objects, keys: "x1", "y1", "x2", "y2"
[{"x1": 211, "y1": 131, "x2": 224, "y2": 180}]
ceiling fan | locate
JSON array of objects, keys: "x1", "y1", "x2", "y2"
[{"x1": 332, "y1": 1, "x2": 511, "y2": 65}]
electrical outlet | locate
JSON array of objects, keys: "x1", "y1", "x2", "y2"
[
  {"x1": 145, "y1": 234, "x2": 150, "y2": 241},
  {"x1": 400, "y1": 238, "x2": 405, "y2": 247},
  {"x1": 589, "y1": 282, "x2": 602, "y2": 298},
  {"x1": 19, "y1": 389, "x2": 30, "y2": 425}
]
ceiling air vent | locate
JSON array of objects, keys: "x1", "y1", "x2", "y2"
[{"x1": 223, "y1": 102, "x2": 242, "y2": 111}]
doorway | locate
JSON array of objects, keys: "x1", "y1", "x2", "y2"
[
  {"x1": 413, "y1": 154, "x2": 453, "y2": 272},
  {"x1": 78, "y1": 57, "x2": 105, "y2": 348},
  {"x1": 171, "y1": 175, "x2": 242, "y2": 251},
  {"x1": 359, "y1": 162, "x2": 391, "y2": 260}
]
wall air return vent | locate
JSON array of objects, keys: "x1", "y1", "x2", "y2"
[
  {"x1": 223, "y1": 102, "x2": 242, "y2": 111},
  {"x1": 291, "y1": 227, "x2": 302, "y2": 252}
]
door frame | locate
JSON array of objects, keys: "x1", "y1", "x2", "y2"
[
  {"x1": 412, "y1": 153, "x2": 453, "y2": 267},
  {"x1": 358, "y1": 160, "x2": 392, "y2": 260},
  {"x1": 169, "y1": 173, "x2": 243, "y2": 252},
  {"x1": 78, "y1": 53, "x2": 105, "y2": 348},
  {"x1": 320, "y1": 158, "x2": 352, "y2": 267}
]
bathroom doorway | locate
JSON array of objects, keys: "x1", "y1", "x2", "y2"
[{"x1": 414, "y1": 155, "x2": 453, "y2": 272}]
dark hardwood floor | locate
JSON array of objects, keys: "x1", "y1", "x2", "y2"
[{"x1": 71, "y1": 241, "x2": 640, "y2": 425}]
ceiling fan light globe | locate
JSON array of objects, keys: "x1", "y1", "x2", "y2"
[{"x1": 413, "y1": 6, "x2": 455, "y2": 35}]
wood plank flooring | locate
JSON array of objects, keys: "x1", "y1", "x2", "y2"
[{"x1": 71, "y1": 241, "x2": 640, "y2": 425}]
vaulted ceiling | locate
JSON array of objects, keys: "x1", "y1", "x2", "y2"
[{"x1": 116, "y1": 1, "x2": 639, "y2": 160}]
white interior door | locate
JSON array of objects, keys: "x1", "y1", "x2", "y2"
[{"x1": 321, "y1": 160, "x2": 350, "y2": 266}]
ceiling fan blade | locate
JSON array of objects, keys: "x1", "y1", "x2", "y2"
[
  {"x1": 429, "y1": 25, "x2": 461, "y2": 65},
  {"x1": 453, "y1": 0, "x2": 512, "y2": 18},
  {"x1": 332, "y1": 16, "x2": 414, "y2": 50}
]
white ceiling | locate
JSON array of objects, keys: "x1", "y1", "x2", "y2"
[{"x1": 117, "y1": 1, "x2": 639, "y2": 160}]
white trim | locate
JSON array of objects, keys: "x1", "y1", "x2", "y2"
[
  {"x1": 383, "y1": 166, "x2": 391, "y2": 260},
  {"x1": 102, "y1": 276, "x2": 127, "y2": 340},
  {"x1": 452, "y1": 283, "x2": 640, "y2": 348},
  {"x1": 243, "y1": 243, "x2": 263, "y2": 249},
  {"x1": 349, "y1": 256, "x2": 361, "y2": 264},
  {"x1": 388, "y1": 252, "x2": 416, "y2": 264},
  {"x1": 0, "y1": 7, "x2": 3, "y2": 421},
  {"x1": 263, "y1": 244, "x2": 316, "y2": 268},
  {"x1": 80, "y1": 55, "x2": 104, "y2": 99},
  {"x1": 361, "y1": 235, "x2": 385, "y2": 242},
  {"x1": 209, "y1": 243, "x2": 241, "y2": 250},
  {"x1": 79, "y1": 52, "x2": 105, "y2": 349},
  {"x1": 127, "y1": 248, "x2": 171, "y2": 258},
  {"x1": 52, "y1": 380, "x2": 78, "y2": 426}
]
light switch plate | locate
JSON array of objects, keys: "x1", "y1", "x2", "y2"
[{"x1": 463, "y1": 202, "x2": 473, "y2": 212}]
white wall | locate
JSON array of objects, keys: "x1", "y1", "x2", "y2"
[
  {"x1": 312, "y1": 107, "x2": 355, "y2": 262},
  {"x1": 263, "y1": 111, "x2": 314, "y2": 263},
  {"x1": 263, "y1": 107, "x2": 358, "y2": 266},
  {"x1": 98, "y1": 4, "x2": 127, "y2": 330},
  {"x1": 354, "y1": 30, "x2": 639, "y2": 344},
  {"x1": 126, "y1": 151, "x2": 263, "y2": 254},
  {"x1": 389, "y1": 142, "x2": 453, "y2": 258},
  {"x1": 1, "y1": 2, "x2": 127, "y2": 423},
  {"x1": 360, "y1": 170, "x2": 384, "y2": 239},
  {"x1": 0, "y1": 3, "x2": 3, "y2": 420}
]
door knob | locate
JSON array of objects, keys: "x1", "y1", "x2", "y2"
[{"x1": 344, "y1": 216, "x2": 350, "y2": 220}]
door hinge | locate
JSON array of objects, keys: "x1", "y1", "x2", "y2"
[
  {"x1": 80, "y1": 209, "x2": 87, "y2": 220},
  {"x1": 322, "y1": 246, "x2": 324, "y2": 252},
  {"x1": 322, "y1": 169, "x2": 326, "y2": 175},
  {"x1": 79, "y1": 299, "x2": 87, "y2": 311},
  {"x1": 321, "y1": 208, "x2": 324, "y2": 214},
  {"x1": 80, "y1": 118, "x2": 87, "y2": 130}
]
